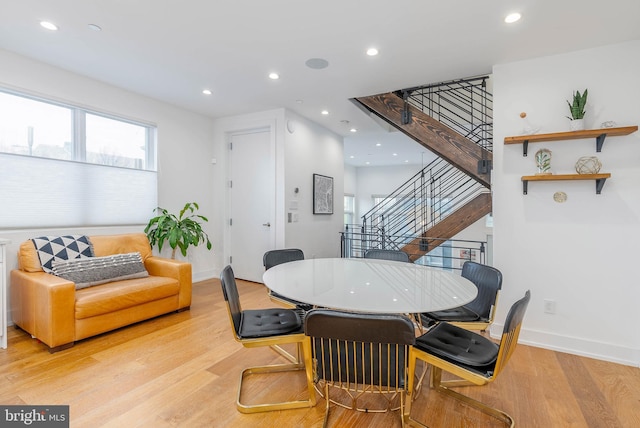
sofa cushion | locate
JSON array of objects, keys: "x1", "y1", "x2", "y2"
[
  {"x1": 52, "y1": 252, "x2": 148, "y2": 289},
  {"x1": 90, "y1": 233, "x2": 153, "y2": 260},
  {"x1": 75, "y1": 276, "x2": 180, "y2": 319},
  {"x1": 31, "y1": 235, "x2": 95, "y2": 273}
]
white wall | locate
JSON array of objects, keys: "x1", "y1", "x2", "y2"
[
  {"x1": 0, "y1": 49, "x2": 216, "y2": 292},
  {"x1": 493, "y1": 40, "x2": 640, "y2": 367},
  {"x1": 355, "y1": 164, "x2": 422, "y2": 219},
  {"x1": 283, "y1": 111, "x2": 344, "y2": 258}
]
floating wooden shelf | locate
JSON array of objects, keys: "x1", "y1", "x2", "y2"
[
  {"x1": 505, "y1": 126, "x2": 638, "y2": 156},
  {"x1": 521, "y1": 173, "x2": 611, "y2": 195}
]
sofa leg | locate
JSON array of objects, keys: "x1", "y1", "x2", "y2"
[
  {"x1": 48, "y1": 343, "x2": 74, "y2": 353},
  {"x1": 176, "y1": 306, "x2": 190, "y2": 313}
]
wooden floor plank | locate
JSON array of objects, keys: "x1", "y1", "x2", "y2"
[{"x1": 2, "y1": 278, "x2": 639, "y2": 427}]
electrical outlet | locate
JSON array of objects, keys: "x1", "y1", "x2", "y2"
[{"x1": 544, "y1": 299, "x2": 556, "y2": 314}]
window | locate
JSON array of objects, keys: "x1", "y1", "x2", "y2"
[
  {"x1": 0, "y1": 91, "x2": 73, "y2": 160},
  {"x1": 86, "y1": 113, "x2": 151, "y2": 169},
  {"x1": 0, "y1": 88, "x2": 157, "y2": 228},
  {"x1": 344, "y1": 194, "x2": 355, "y2": 227}
]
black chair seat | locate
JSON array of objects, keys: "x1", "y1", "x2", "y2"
[
  {"x1": 422, "y1": 306, "x2": 481, "y2": 323},
  {"x1": 416, "y1": 322, "x2": 498, "y2": 368},
  {"x1": 239, "y1": 308, "x2": 302, "y2": 338}
]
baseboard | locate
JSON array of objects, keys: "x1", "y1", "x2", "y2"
[
  {"x1": 193, "y1": 269, "x2": 218, "y2": 283},
  {"x1": 490, "y1": 324, "x2": 640, "y2": 368}
]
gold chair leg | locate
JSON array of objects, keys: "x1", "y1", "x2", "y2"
[
  {"x1": 237, "y1": 342, "x2": 316, "y2": 414},
  {"x1": 237, "y1": 362, "x2": 312, "y2": 413},
  {"x1": 431, "y1": 367, "x2": 515, "y2": 427},
  {"x1": 404, "y1": 351, "x2": 430, "y2": 428},
  {"x1": 322, "y1": 382, "x2": 331, "y2": 428},
  {"x1": 270, "y1": 342, "x2": 302, "y2": 364}
]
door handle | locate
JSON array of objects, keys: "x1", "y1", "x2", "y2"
[{"x1": 262, "y1": 222, "x2": 271, "y2": 227}]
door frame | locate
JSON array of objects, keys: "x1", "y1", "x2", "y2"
[{"x1": 223, "y1": 120, "x2": 282, "y2": 275}]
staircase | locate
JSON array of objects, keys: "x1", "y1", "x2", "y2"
[{"x1": 351, "y1": 76, "x2": 493, "y2": 261}]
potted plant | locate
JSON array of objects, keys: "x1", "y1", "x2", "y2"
[
  {"x1": 566, "y1": 89, "x2": 588, "y2": 131},
  {"x1": 144, "y1": 202, "x2": 212, "y2": 259}
]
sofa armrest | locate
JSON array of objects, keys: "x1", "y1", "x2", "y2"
[
  {"x1": 10, "y1": 270, "x2": 76, "y2": 349},
  {"x1": 144, "y1": 257, "x2": 192, "y2": 309}
]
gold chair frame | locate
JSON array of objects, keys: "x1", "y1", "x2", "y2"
[
  {"x1": 220, "y1": 266, "x2": 316, "y2": 414},
  {"x1": 405, "y1": 291, "x2": 530, "y2": 427}
]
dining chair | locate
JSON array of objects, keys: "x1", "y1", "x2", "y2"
[
  {"x1": 219, "y1": 265, "x2": 316, "y2": 413},
  {"x1": 405, "y1": 290, "x2": 531, "y2": 427},
  {"x1": 420, "y1": 261, "x2": 503, "y2": 331},
  {"x1": 263, "y1": 248, "x2": 313, "y2": 310},
  {"x1": 303, "y1": 309, "x2": 416, "y2": 428},
  {"x1": 364, "y1": 248, "x2": 411, "y2": 263}
]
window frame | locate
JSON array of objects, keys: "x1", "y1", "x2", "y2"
[{"x1": 0, "y1": 86, "x2": 157, "y2": 171}]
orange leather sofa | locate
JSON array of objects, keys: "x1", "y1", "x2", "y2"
[{"x1": 10, "y1": 233, "x2": 192, "y2": 352}]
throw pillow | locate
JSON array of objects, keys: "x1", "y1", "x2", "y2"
[
  {"x1": 31, "y1": 235, "x2": 95, "y2": 274},
  {"x1": 52, "y1": 252, "x2": 149, "y2": 289}
]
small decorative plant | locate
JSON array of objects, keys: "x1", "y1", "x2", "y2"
[
  {"x1": 144, "y1": 202, "x2": 212, "y2": 259},
  {"x1": 566, "y1": 89, "x2": 588, "y2": 120}
]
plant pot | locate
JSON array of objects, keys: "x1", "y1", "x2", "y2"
[{"x1": 569, "y1": 119, "x2": 585, "y2": 131}]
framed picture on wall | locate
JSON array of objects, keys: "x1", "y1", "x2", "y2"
[{"x1": 313, "y1": 173, "x2": 333, "y2": 214}]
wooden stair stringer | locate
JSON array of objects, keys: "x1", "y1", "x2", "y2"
[
  {"x1": 401, "y1": 192, "x2": 492, "y2": 262},
  {"x1": 352, "y1": 92, "x2": 492, "y2": 187}
]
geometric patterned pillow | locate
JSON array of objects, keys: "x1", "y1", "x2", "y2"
[
  {"x1": 51, "y1": 252, "x2": 148, "y2": 290},
  {"x1": 31, "y1": 235, "x2": 94, "y2": 274}
]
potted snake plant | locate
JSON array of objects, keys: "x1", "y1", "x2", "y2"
[
  {"x1": 144, "y1": 202, "x2": 212, "y2": 259},
  {"x1": 566, "y1": 89, "x2": 588, "y2": 131}
]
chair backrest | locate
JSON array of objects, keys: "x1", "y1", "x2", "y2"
[
  {"x1": 305, "y1": 309, "x2": 415, "y2": 388},
  {"x1": 220, "y1": 265, "x2": 242, "y2": 336},
  {"x1": 364, "y1": 249, "x2": 410, "y2": 263},
  {"x1": 461, "y1": 261, "x2": 503, "y2": 319},
  {"x1": 263, "y1": 248, "x2": 304, "y2": 270},
  {"x1": 493, "y1": 290, "x2": 530, "y2": 377}
]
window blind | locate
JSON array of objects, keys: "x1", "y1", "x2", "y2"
[{"x1": 0, "y1": 153, "x2": 157, "y2": 228}]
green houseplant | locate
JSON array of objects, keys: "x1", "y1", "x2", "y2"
[
  {"x1": 566, "y1": 89, "x2": 588, "y2": 127},
  {"x1": 144, "y1": 202, "x2": 212, "y2": 259}
]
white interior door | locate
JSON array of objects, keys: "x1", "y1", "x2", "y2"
[{"x1": 229, "y1": 129, "x2": 274, "y2": 282}]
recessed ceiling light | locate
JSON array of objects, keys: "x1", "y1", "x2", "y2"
[
  {"x1": 202, "y1": 89, "x2": 212, "y2": 95},
  {"x1": 88, "y1": 24, "x2": 102, "y2": 31},
  {"x1": 505, "y1": 13, "x2": 521, "y2": 23},
  {"x1": 404, "y1": 160, "x2": 409, "y2": 163},
  {"x1": 376, "y1": 143, "x2": 381, "y2": 147},
  {"x1": 366, "y1": 48, "x2": 379, "y2": 56},
  {"x1": 268, "y1": 72, "x2": 280, "y2": 80},
  {"x1": 365, "y1": 161, "x2": 370, "y2": 165},
  {"x1": 349, "y1": 155, "x2": 355, "y2": 159},
  {"x1": 40, "y1": 21, "x2": 58, "y2": 31},
  {"x1": 350, "y1": 128, "x2": 357, "y2": 133},
  {"x1": 321, "y1": 110, "x2": 329, "y2": 115},
  {"x1": 393, "y1": 153, "x2": 398, "y2": 156}
]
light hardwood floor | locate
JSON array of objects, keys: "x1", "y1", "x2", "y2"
[{"x1": 1, "y1": 278, "x2": 639, "y2": 427}]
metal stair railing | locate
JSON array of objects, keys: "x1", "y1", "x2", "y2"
[
  {"x1": 400, "y1": 75, "x2": 493, "y2": 151},
  {"x1": 341, "y1": 228, "x2": 487, "y2": 271},
  {"x1": 361, "y1": 157, "x2": 487, "y2": 253}
]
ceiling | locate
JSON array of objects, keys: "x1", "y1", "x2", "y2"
[{"x1": 1, "y1": 1, "x2": 639, "y2": 167}]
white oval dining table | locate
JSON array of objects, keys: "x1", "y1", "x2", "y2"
[{"x1": 262, "y1": 257, "x2": 477, "y2": 314}]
